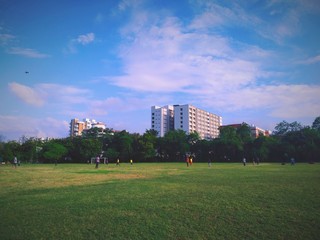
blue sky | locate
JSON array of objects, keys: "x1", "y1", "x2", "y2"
[{"x1": 0, "y1": 0, "x2": 320, "y2": 141}]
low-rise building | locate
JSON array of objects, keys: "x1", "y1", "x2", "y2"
[{"x1": 69, "y1": 118, "x2": 106, "y2": 137}]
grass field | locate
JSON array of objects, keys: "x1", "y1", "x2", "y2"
[{"x1": 0, "y1": 162, "x2": 319, "y2": 240}]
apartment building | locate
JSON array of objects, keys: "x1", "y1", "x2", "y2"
[
  {"x1": 69, "y1": 118, "x2": 106, "y2": 137},
  {"x1": 174, "y1": 104, "x2": 222, "y2": 139},
  {"x1": 151, "y1": 105, "x2": 174, "y2": 137},
  {"x1": 151, "y1": 104, "x2": 222, "y2": 139}
]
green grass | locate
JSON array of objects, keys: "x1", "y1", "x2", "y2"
[{"x1": 0, "y1": 162, "x2": 319, "y2": 239}]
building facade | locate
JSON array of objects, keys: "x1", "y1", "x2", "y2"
[
  {"x1": 151, "y1": 105, "x2": 174, "y2": 137},
  {"x1": 69, "y1": 118, "x2": 106, "y2": 137},
  {"x1": 151, "y1": 104, "x2": 222, "y2": 139},
  {"x1": 174, "y1": 104, "x2": 222, "y2": 139}
]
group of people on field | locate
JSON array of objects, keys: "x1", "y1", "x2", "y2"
[{"x1": 94, "y1": 156, "x2": 133, "y2": 169}]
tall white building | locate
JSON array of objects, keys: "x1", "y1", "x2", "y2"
[
  {"x1": 151, "y1": 105, "x2": 174, "y2": 137},
  {"x1": 151, "y1": 104, "x2": 222, "y2": 139}
]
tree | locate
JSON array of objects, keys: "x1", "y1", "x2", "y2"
[
  {"x1": 1, "y1": 141, "x2": 20, "y2": 163},
  {"x1": 162, "y1": 130, "x2": 189, "y2": 162},
  {"x1": 42, "y1": 142, "x2": 67, "y2": 163},
  {"x1": 138, "y1": 129, "x2": 158, "y2": 162},
  {"x1": 236, "y1": 123, "x2": 253, "y2": 159},
  {"x1": 253, "y1": 136, "x2": 270, "y2": 162},
  {"x1": 82, "y1": 127, "x2": 105, "y2": 138},
  {"x1": 273, "y1": 121, "x2": 303, "y2": 136},
  {"x1": 20, "y1": 137, "x2": 43, "y2": 163},
  {"x1": 219, "y1": 126, "x2": 242, "y2": 161},
  {"x1": 236, "y1": 123, "x2": 252, "y2": 143},
  {"x1": 312, "y1": 116, "x2": 320, "y2": 131},
  {"x1": 79, "y1": 138, "x2": 102, "y2": 162},
  {"x1": 187, "y1": 131, "x2": 200, "y2": 156}
]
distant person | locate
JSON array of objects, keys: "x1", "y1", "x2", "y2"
[
  {"x1": 185, "y1": 155, "x2": 189, "y2": 167},
  {"x1": 13, "y1": 156, "x2": 18, "y2": 168},
  {"x1": 116, "y1": 158, "x2": 120, "y2": 166},
  {"x1": 189, "y1": 156, "x2": 193, "y2": 166},
  {"x1": 95, "y1": 155, "x2": 100, "y2": 169},
  {"x1": 242, "y1": 157, "x2": 246, "y2": 166},
  {"x1": 290, "y1": 157, "x2": 295, "y2": 165},
  {"x1": 130, "y1": 159, "x2": 133, "y2": 165}
]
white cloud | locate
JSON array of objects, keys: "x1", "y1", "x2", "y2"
[
  {"x1": 0, "y1": 115, "x2": 69, "y2": 140},
  {"x1": 9, "y1": 82, "x2": 91, "y2": 107},
  {"x1": 298, "y1": 55, "x2": 320, "y2": 65},
  {"x1": 66, "y1": 33, "x2": 95, "y2": 53},
  {"x1": 7, "y1": 47, "x2": 50, "y2": 58},
  {"x1": 76, "y1": 33, "x2": 95, "y2": 45},
  {"x1": 118, "y1": 0, "x2": 143, "y2": 12},
  {"x1": 9, "y1": 82, "x2": 46, "y2": 107},
  {"x1": 104, "y1": 2, "x2": 320, "y2": 124},
  {"x1": 198, "y1": 84, "x2": 320, "y2": 119},
  {"x1": 89, "y1": 94, "x2": 160, "y2": 115},
  {"x1": 38, "y1": 83, "x2": 91, "y2": 104},
  {"x1": 0, "y1": 33, "x2": 15, "y2": 45},
  {"x1": 189, "y1": 1, "x2": 261, "y2": 31},
  {"x1": 108, "y1": 10, "x2": 263, "y2": 93}
]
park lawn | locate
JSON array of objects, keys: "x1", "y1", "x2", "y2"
[{"x1": 0, "y1": 162, "x2": 319, "y2": 240}]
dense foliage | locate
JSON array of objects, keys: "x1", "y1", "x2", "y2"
[{"x1": 0, "y1": 117, "x2": 319, "y2": 164}]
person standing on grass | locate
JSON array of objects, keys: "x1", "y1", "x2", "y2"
[
  {"x1": 116, "y1": 158, "x2": 120, "y2": 166},
  {"x1": 95, "y1": 155, "x2": 100, "y2": 169},
  {"x1": 13, "y1": 156, "x2": 18, "y2": 168},
  {"x1": 242, "y1": 157, "x2": 246, "y2": 166},
  {"x1": 130, "y1": 159, "x2": 133, "y2": 165}
]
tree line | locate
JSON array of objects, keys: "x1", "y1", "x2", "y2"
[{"x1": 0, "y1": 117, "x2": 319, "y2": 164}]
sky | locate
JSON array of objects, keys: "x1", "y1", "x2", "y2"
[{"x1": 0, "y1": 0, "x2": 320, "y2": 141}]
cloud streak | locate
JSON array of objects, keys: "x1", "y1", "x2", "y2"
[
  {"x1": 76, "y1": 33, "x2": 95, "y2": 45},
  {"x1": 0, "y1": 33, "x2": 15, "y2": 45},
  {"x1": 9, "y1": 82, "x2": 91, "y2": 107},
  {"x1": 67, "y1": 32, "x2": 95, "y2": 53},
  {"x1": 9, "y1": 82, "x2": 46, "y2": 107},
  {"x1": 7, "y1": 47, "x2": 50, "y2": 58}
]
